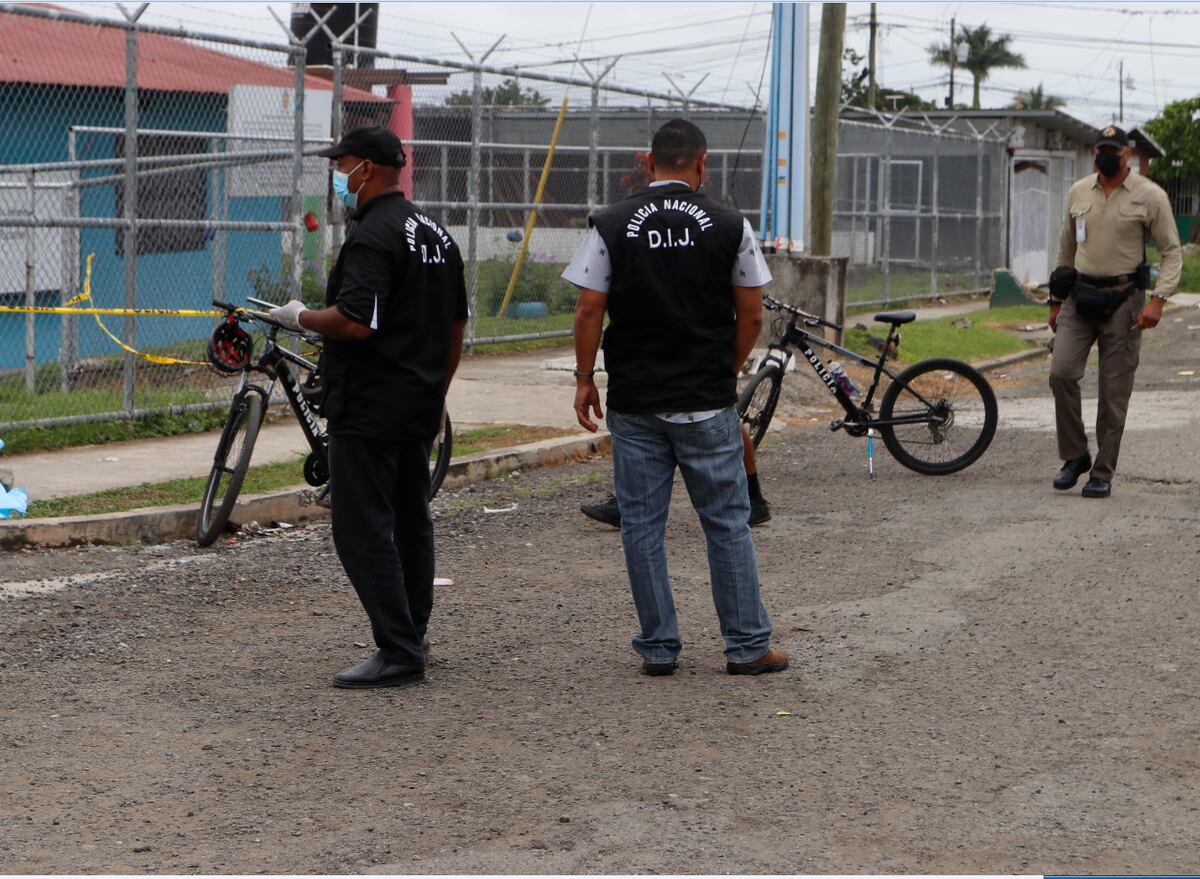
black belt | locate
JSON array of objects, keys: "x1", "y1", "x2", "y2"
[{"x1": 1078, "y1": 272, "x2": 1136, "y2": 288}]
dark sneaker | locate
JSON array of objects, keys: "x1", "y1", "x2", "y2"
[
  {"x1": 1081, "y1": 477, "x2": 1111, "y2": 498},
  {"x1": 1053, "y1": 453, "x2": 1092, "y2": 491},
  {"x1": 643, "y1": 659, "x2": 678, "y2": 677},
  {"x1": 726, "y1": 646, "x2": 790, "y2": 676},
  {"x1": 581, "y1": 493, "x2": 621, "y2": 528},
  {"x1": 749, "y1": 499, "x2": 771, "y2": 526}
]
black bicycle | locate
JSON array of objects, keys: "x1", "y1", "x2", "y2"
[
  {"x1": 737, "y1": 295, "x2": 997, "y2": 475},
  {"x1": 196, "y1": 298, "x2": 453, "y2": 546}
]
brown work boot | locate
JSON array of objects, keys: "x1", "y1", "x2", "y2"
[{"x1": 726, "y1": 646, "x2": 789, "y2": 676}]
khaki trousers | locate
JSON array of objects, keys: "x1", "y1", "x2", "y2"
[{"x1": 1049, "y1": 290, "x2": 1143, "y2": 481}]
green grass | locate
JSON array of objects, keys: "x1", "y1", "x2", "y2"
[
  {"x1": 20, "y1": 423, "x2": 578, "y2": 519},
  {"x1": 25, "y1": 455, "x2": 308, "y2": 519},
  {"x1": 844, "y1": 304, "x2": 1044, "y2": 364},
  {"x1": 1147, "y1": 243, "x2": 1200, "y2": 293},
  {"x1": 1, "y1": 407, "x2": 232, "y2": 456}
]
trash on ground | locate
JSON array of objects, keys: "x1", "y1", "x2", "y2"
[
  {"x1": 0, "y1": 485, "x2": 28, "y2": 519},
  {"x1": 775, "y1": 710, "x2": 793, "y2": 717},
  {"x1": 98, "y1": 456, "x2": 119, "y2": 463},
  {"x1": 483, "y1": 503, "x2": 518, "y2": 514},
  {"x1": 1178, "y1": 370, "x2": 1195, "y2": 377},
  {"x1": 433, "y1": 577, "x2": 455, "y2": 587}
]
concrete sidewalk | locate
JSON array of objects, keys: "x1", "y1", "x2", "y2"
[{"x1": 0, "y1": 296, "x2": 1088, "y2": 503}]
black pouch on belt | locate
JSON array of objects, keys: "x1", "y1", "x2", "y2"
[{"x1": 1071, "y1": 279, "x2": 1135, "y2": 322}]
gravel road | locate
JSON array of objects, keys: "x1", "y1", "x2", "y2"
[{"x1": 2, "y1": 315, "x2": 1198, "y2": 873}]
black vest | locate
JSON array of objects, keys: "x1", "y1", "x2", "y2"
[{"x1": 590, "y1": 183, "x2": 745, "y2": 413}]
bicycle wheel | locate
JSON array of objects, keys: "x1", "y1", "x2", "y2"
[
  {"x1": 737, "y1": 363, "x2": 783, "y2": 448},
  {"x1": 196, "y1": 390, "x2": 264, "y2": 546},
  {"x1": 878, "y1": 358, "x2": 997, "y2": 475},
  {"x1": 429, "y1": 412, "x2": 453, "y2": 499}
]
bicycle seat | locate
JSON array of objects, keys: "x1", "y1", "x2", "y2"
[{"x1": 874, "y1": 310, "x2": 916, "y2": 326}]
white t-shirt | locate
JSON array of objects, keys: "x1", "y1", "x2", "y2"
[{"x1": 562, "y1": 181, "x2": 772, "y2": 423}]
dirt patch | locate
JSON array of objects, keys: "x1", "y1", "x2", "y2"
[{"x1": 2, "y1": 326, "x2": 1199, "y2": 873}]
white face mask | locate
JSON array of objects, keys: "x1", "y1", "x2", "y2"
[{"x1": 332, "y1": 160, "x2": 366, "y2": 209}]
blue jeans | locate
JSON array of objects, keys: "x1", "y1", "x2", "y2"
[{"x1": 607, "y1": 406, "x2": 773, "y2": 663}]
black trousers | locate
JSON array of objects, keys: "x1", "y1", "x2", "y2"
[{"x1": 328, "y1": 433, "x2": 434, "y2": 667}]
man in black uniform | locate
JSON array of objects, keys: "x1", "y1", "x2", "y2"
[
  {"x1": 566, "y1": 119, "x2": 787, "y2": 677},
  {"x1": 269, "y1": 126, "x2": 468, "y2": 689}
]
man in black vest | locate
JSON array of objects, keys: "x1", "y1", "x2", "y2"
[
  {"x1": 565, "y1": 119, "x2": 788, "y2": 677},
  {"x1": 269, "y1": 126, "x2": 468, "y2": 688}
]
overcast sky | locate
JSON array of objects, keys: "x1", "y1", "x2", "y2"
[{"x1": 52, "y1": 0, "x2": 1200, "y2": 127}]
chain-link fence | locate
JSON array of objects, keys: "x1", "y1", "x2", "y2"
[
  {"x1": 834, "y1": 114, "x2": 1008, "y2": 307},
  {"x1": 0, "y1": 2, "x2": 763, "y2": 431},
  {"x1": 0, "y1": 2, "x2": 1015, "y2": 433},
  {"x1": 0, "y1": 3, "x2": 322, "y2": 432}
]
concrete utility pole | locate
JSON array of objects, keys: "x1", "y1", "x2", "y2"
[
  {"x1": 1119, "y1": 59, "x2": 1124, "y2": 124},
  {"x1": 867, "y1": 3, "x2": 877, "y2": 110},
  {"x1": 947, "y1": 16, "x2": 955, "y2": 109},
  {"x1": 810, "y1": 2, "x2": 846, "y2": 256}
]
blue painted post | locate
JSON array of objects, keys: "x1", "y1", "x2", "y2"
[{"x1": 758, "y1": 3, "x2": 808, "y2": 251}]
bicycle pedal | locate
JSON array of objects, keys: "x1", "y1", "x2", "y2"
[{"x1": 830, "y1": 418, "x2": 844, "y2": 432}]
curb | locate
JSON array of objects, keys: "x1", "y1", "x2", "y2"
[
  {"x1": 975, "y1": 346, "x2": 1050, "y2": 372},
  {"x1": 0, "y1": 432, "x2": 611, "y2": 550}
]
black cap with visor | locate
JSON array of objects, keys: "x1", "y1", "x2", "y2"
[{"x1": 316, "y1": 126, "x2": 407, "y2": 168}]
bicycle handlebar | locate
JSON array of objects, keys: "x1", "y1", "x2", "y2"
[
  {"x1": 211, "y1": 299, "x2": 323, "y2": 346},
  {"x1": 761, "y1": 294, "x2": 843, "y2": 332}
]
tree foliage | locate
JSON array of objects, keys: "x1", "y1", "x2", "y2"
[
  {"x1": 1144, "y1": 96, "x2": 1200, "y2": 182},
  {"x1": 1011, "y1": 82, "x2": 1064, "y2": 111},
  {"x1": 445, "y1": 78, "x2": 550, "y2": 108},
  {"x1": 841, "y1": 47, "x2": 936, "y2": 112},
  {"x1": 929, "y1": 23, "x2": 1025, "y2": 110}
]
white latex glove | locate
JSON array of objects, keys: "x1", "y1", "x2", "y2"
[{"x1": 268, "y1": 299, "x2": 307, "y2": 331}]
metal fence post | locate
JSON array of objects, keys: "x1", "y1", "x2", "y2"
[
  {"x1": 290, "y1": 45, "x2": 306, "y2": 296},
  {"x1": 451, "y1": 34, "x2": 503, "y2": 348},
  {"x1": 586, "y1": 59, "x2": 618, "y2": 213},
  {"x1": 588, "y1": 78, "x2": 599, "y2": 211},
  {"x1": 330, "y1": 43, "x2": 344, "y2": 257},
  {"x1": 24, "y1": 170, "x2": 36, "y2": 394},
  {"x1": 467, "y1": 64, "x2": 482, "y2": 345},
  {"x1": 974, "y1": 132, "x2": 984, "y2": 288},
  {"x1": 59, "y1": 148, "x2": 79, "y2": 393},
  {"x1": 440, "y1": 144, "x2": 449, "y2": 220},
  {"x1": 881, "y1": 124, "x2": 892, "y2": 304},
  {"x1": 120, "y1": 3, "x2": 147, "y2": 417},
  {"x1": 930, "y1": 129, "x2": 940, "y2": 298}
]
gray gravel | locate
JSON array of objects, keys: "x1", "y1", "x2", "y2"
[{"x1": 2, "y1": 316, "x2": 1199, "y2": 873}]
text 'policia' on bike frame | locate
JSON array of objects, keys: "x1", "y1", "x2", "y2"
[{"x1": 737, "y1": 295, "x2": 998, "y2": 476}]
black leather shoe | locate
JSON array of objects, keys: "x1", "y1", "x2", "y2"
[
  {"x1": 1081, "y1": 477, "x2": 1111, "y2": 498},
  {"x1": 581, "y1": 493, "x2": 621, "y2": 528},
  {"x1": 749, "y1": 499, "x2": 771, "y2": 526},
  {"x1": 1053, "y1": 453, "x2": 1092, "y2": 491},
  {"x1": 333, "y1": 651, "x2": 425, "y2": 689},
  {"x1": 642, "y1": 659, "x2": 678, "y2": 677}
]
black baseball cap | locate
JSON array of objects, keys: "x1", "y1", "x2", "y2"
[
  {"x1": 316, "y1": 126, "x2": 407, "y2": 168},
  {"x1": 1095, "y1": 125, "x2": 1128, "y2": 150}
]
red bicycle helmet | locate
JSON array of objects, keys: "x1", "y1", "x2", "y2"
[{"x1": 207, "y1": 319, "x2": 254, "y2": 374}]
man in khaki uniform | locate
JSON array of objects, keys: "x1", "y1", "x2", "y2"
[{"x1": 1048, "y1": 125, "x2": 1182, "y2": 498}]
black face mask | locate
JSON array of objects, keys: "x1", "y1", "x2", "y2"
[{"x1": 1096, "y1": 152, "x2": 1122, "y2": 177}]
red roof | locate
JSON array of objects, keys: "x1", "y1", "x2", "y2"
[{"x1": 0, "y1": 6, "x2": 378, "y2": 101}]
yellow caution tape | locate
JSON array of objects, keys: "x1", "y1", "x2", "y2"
[
  {"x1": 3, "y1": 254, "x2": 282, "y2": 367},
  {"x1": 72, "y1": 254, "x2": 212, "y2": 365}
]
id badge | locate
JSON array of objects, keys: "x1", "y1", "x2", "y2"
[{"x1": 1075, "y1": 217, "x2": 1086, "y2": 243}]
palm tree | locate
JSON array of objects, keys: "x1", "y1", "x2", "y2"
[
  {"x1": 1012, "y1": 83, "x2": 1065, "y2": 111},
  {"x1": 929, "y1": 23, "x2": 1026, "y2": 110}
]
